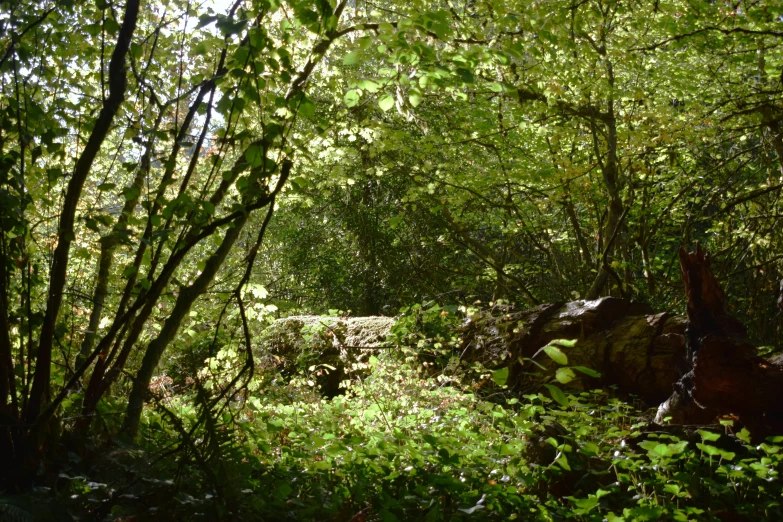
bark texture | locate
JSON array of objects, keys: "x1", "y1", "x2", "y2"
[
  {"x1": 655, "y1": 246, "x2": 783, "y2": 440},
  {"x1": 460, "y1": 297, "x2": 686, "y2": 404}
]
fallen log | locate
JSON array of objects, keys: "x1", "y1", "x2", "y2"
[
  {"x1": 459, "y1": 297, "x2": 688, "y2": 404},
  {"x1": 258, "y1": 315, "x2": 395, "y2": 396},
  {"x1": 258, "y1": 258, "x2": 782, "y2": 438},
  {"x1": 261, "y1": 301, "x2": 689, "y2": 404}
]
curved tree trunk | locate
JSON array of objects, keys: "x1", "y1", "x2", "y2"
[{"x1": 25, "y1": 0, "x2": 140, "y2": 426}]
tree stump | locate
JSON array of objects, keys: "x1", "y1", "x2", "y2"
[{"x1": 655, "y1": 246, "x2": 783, "y2": 441}]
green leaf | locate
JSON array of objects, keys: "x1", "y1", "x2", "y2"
[
  {"x1": 196, "y1": 14, "x2": 218, "y2": 29},
  {"x1": 696, "y1": 443, "x2": 721, "y2": 457},
  {"x1": 556, "y1": 453, "x2": 571, "y2": 470},
  {"x1": 298, "y1": 96, "x2": 316, "y2": 118},
  {"x1": 572, "y1": 366, "x2": 600, "y2": 378},
  {"x1": 245, "y1": 144, "x2": 264, "y2": 168},
  {"x1": 344, "y1": 89, "x2": 360, "y2": 107},
  {"x1": 343, "y1": 51, "x2": 361, "y2": 65},
  {"x1": 491, "y1": 367, "x2": 508, "y2": 386},
  {"x1": 698, "y1": 429, "x2": 720, "y2": 442},
  {"x1": 409, "y1": 88, "x2": 423, "y2": 107},
  {"x1": 122, "y1": 186, "x2": 140, "y2": 201},
  {"x1": 574, "y1": 497, "x2": 598, "y2": 510},
  {"x1": 555, "y1": 367, "x2": 575, "y2": 384},
  {"x1": 543, "y1": 344, "x2": 568, "y2": 365},
  {"x1": 663, "y1": 483, "x2": 681, "y2": 496},
  {"x1": 719, "y1": 449, "x2": 736, "y2": 461},
  {"x1": 97, "y1": 182, "x2": 116, "y2": 191},
  {"x1": 544, "y1": 384, "x2": 569, "y2": 408},
  {"x1": 103, "y1": 17, "x2": 120, "y2": 35},
  {"x1": 357, "y1": 79, "x2": 380, "y2": 93},
  {"x1": 579, "y1": 441, "x2": 600, "y2": 457},
  {"x1": 130, "y1": 42, "x2": 143, "y2": 59},
  {"x1": 378, "y1": 95, "x2": 395, "y2": 112},
  {"x1": 456, "y1": 68, "x2": 474, "y2": 83},
  {"x1": 274, "y1": 482, "x2": 292, "y2": 499}
]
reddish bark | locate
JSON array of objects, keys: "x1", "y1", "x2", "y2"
[{"x1": 656, "y1": 246, "x2": 783, "y2": 440}]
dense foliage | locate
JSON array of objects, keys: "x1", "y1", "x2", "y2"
[{"x1": 1, "y1": 0, "x2": 783, "y2": 519}]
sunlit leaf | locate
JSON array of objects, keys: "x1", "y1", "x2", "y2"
[
  {"x1": 378, "y1": 95, "x2": 395, "y2": 111},
  {"x1": 492, "y1": 367, "x2": 508, "y2": 386},
  {"x1": 544, "y1": 384, "x2": 569, "y2": 408},
  {"x1": 344, "y1": 89, "x2": 360, "y2": 107},
  {"x1": 555, "y1": 367, "x2": 575, "y2": 384},
  {"x1": 543, "y1": 344, "x2": 568, "y2": 365}
]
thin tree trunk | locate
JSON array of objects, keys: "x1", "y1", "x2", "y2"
[
  {"x1": 120, "y1": 212, "x2": 250, "y2": 437},
  {"x1": 561, "y1": 194, "x2": 593, "y2": 269},
  {"x1": 586, "y1": 95, "x2": 624, "y2": 300},
  {"x1": 75, "y1": 132, "x2": 152, "y2": 369},
  {"x1": 120, "y1": 160, "x2": 292, "y2": 437},
  {"x1": 25, "y1": 0, "x2": 140, "y2": 425},
  {"x1": 0, "y1": 233, "x2": 16, "y2": 418}
]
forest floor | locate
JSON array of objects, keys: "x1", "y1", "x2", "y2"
[{"x1": 2, "y1": 305, "x2": 782, "y2": 521}]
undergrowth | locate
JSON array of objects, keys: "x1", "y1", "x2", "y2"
[{"x1": 5, "y1": 305, "x2": 782, "y2": 521}]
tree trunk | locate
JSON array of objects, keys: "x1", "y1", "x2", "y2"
[
  {"x1": 25, "y1": 0, "x2": 140, "y2": 425},
  {"x1": 121, "y1": 212, "x2": 251, "y2": 438}
]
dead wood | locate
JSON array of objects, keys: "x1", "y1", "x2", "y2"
[{"x1": 655, "y1": 245, "x2": 783, "y2": 441}]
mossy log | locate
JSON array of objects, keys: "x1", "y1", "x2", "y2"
[
  {"x1": 261, "y1": 303, "x2": 687, "y2": 404},
  {"x1": 258, "y1": 315, "x2": 395, "y2": 396},
  {"x1": 261, "y1": 258, "x2": 783, "y2": 441}
]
